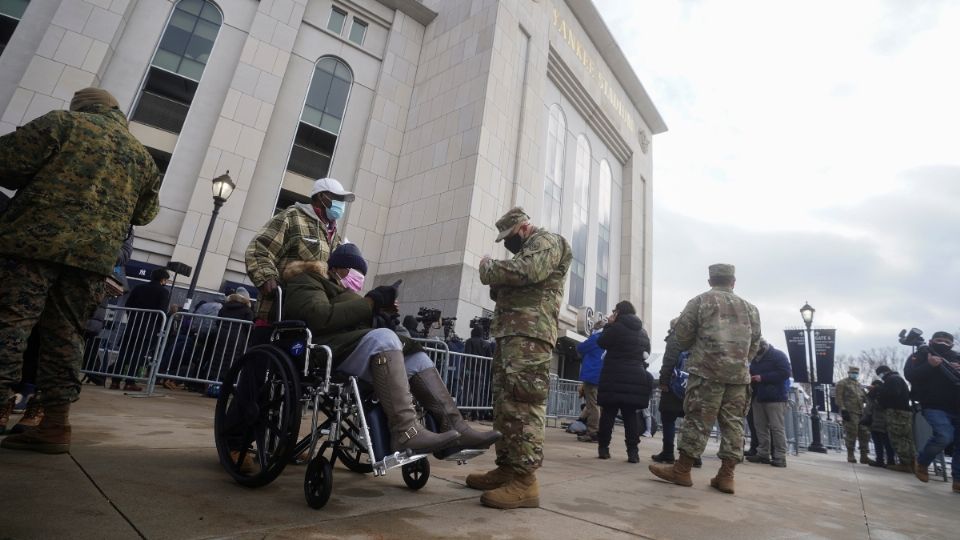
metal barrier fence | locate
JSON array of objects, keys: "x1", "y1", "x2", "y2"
[
  {"x1": 444, "y1": 351, "x2": 495, "y2": 411},
  {"x1": 546, "y1": 375, "x2": 582, "y2": 426},
  {"x1": 149, "y1": 311, "x2": 253, "y2": 392},
  {"x1": 81, "y1": 306, "x2": 167, "y2": 388}
]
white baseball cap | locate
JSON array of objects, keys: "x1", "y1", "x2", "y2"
[{"x1": 310, "y1": 177, "x2": 355, "y2": 202}]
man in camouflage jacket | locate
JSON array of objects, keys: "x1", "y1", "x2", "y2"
[
  {"x1": 465, "y1": 207, "x2": 572, "y2": 510},
  {"x1": 650, "y1": 264, "x2": 761, "y2": 495},
  {"x1": 835, "y1": 365, "x2": 872, "y2": 464},
  {"x1": 0, "y1": 88, "x2": 160, "y2": 453}
]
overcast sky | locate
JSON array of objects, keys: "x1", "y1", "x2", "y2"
[{"x1": 594, "y1": 0, "x2": 960, "y2": 360}]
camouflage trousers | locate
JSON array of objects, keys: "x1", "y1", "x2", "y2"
[
  {"x1": 0, "y1": 257, "x2": 104, "y2": 406},
  {"x1": 492, "y1": 336, "x2": 553, "y2": 475},
  {"x1": 884, "y1": 409, "x2": 916, "y2": 464},
  {"x1": 677, "y1": 374, "x2": 751, "y2": 461},
  {"x1": 843, "y1": 412, "x2": 871, "y2": 452}
]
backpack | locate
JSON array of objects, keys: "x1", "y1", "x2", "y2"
[{"x1": 670, "y1": 352, "x2": 690, "y2": 400}]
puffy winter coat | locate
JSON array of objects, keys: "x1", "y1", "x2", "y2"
[
  {"x1": 597, "y1": 313, "x2": 653, "y2": 408},
  {"x1": 749, "y1": 345, "x2": 791, "y2": 402},
  {"x1": 577, "y1": 331, "x2": 604, "y2": 385}
]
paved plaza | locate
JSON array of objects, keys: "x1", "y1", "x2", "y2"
[{"x1": 1, "y1": 387, "x2": 955, "y2": 540}]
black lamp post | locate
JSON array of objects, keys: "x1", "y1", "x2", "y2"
[
  {"x1": 184, "y1": 172, "x2": 235, "y2": 309},
  {"x1": 801, "y1": 302, "x2": 827, "y2": 453}
]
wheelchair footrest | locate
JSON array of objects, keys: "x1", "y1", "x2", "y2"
[
  {"x1": 437, "y1": 448, "x2": 485, "y2": 465},
  {"x1": 373, "y1": 450, "x2": 429, "y2": 477}
]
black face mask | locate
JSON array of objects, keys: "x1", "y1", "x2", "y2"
[
  {"x1": 504, "y1": 233, "x2": 524, "y2": 255},
  {"x1": 930, "y1": 342, "x2": 954, "y2": 356}
]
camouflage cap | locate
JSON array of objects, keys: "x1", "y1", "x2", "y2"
[
  {"x1": 848, "y1": 366, "x2": 860, "y2": 373},
  {"x1": 708, "y1": 263, "x2": 735, "y2": 279},
  {"x1": 495, "y1": 207, "x2": 530, "y2": 242}
]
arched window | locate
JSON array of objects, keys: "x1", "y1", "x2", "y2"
[
  {"x1": 0, "y1": 0, "x2": 30, "y2": 57},
  {"x1": 570, "y1": 134, "x2": 591, "y2": 307},
  {"x1": 595, "y1": 159, "x2": 612, "y2": 314},
  {"x1": 131, "y1": 0, "x2": 222, "y2": 133},
  {"x1": 542, "y1": 104, "x2": 565, "y2": 233},
  {"x1": 286, "y1": 56, "x2": 353, "y2": 179}
]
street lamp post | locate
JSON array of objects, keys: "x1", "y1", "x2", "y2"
[
  {"x1": 184, "y1": 172, "x2": 235, "y2": 309},
  {"x1": 801, "y1": 302, "x2": 827, "y2": 453}
]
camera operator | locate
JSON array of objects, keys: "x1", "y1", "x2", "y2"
[{"x1": 903, "y1": 331, "x2": 960, "y2": 490}]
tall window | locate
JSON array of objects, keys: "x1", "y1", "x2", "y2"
[
  {"x1": 570, "y1": 135, "x2": 591, "y2": 307},
  {"x1": 287, "y1": 57, "x2": 353, "y2": 179},
  {"x1": 348, "y1": 18, "x2": 367, "y2": 45},
  {"x1": 0, "y1": 0, "x2": 29, "y2": 57},
  {"x1": 131, "y1": 0, "x2": 222, "y2": 133},
  {"x1": 595, "y1": 160, "x2": 612, "y2": 313},
  {"x1": 542, "y1": 104, "x2": 565, "y2": 233}
]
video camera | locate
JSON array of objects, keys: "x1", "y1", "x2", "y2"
[
  {"x1": 898, "y1": 327, "x2": 960, "y2": 386},
  {"x1": 441, "y1": 317, "x2": 458, "y2": 339},
  {"x1": 898, "y1": 328, "x2": 925, "y2": 348},
  {"x1": 416, "y1": 307, "x2": 442, "y2": 327},
  {"x1": 470, "y1": 316, "x2": 492, "y2": 340}
]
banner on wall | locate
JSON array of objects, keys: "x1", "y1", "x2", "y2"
[
  {"x1": 814, "y1": 329, "x2": 837, "y2": 385},
  {"x1": 784, "y1": 329, "x2": 809, "y2": 383}
]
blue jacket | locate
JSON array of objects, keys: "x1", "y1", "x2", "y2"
[
  {"x1": 577, "y1": 331, "x2": 604, "y2": 385},
  {"x1": 749, "y1": 345, "x2": 791, "y2": 402}
]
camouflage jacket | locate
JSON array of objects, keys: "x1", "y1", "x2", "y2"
[
  {"x1": 835, "y1": 378, "x2": 866, "y2": 413},
  {"x1": 675, "y1": 285, "x2": 761, "y2": 384},
  {"x1": 244, "y1": 203, "x2": 341, "y2": 319},
  {"x1": 479, "y1": 228, "x2": 572, "y2": 345},
  {"x1": 0, "y1": 105, "x2": 160, "y2": 275}
]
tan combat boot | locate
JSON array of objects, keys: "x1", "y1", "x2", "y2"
[
  {"x1": 408, "y1": 368, "x2": 501, "y2": 449},
  {"x1": 480, "y1": 472, "x2": 539, "y2": 509},
  {"x1": 1, "y1": 403, "x2": 71, "y2": 454},
  {"x1": 648, "y1": 452, "x2": 695, "y2": 487},
  {"x1": 10, "y1": 403, "x2": 44, "y2": 434},
  {"x1": 466, "y1": 466, "x2": 515, "y2": 491},
  {"x1": 370, "y1": 352, "x2": 460, "y2": 453},
  {"x1": 0, "y1": 396, "x2": 13, "y2": 435},
  {"x1": 229, "y1": 450, "x2": 257, "y2": 475},
  {"x1": 710, "y1": 458, "x2": 737, "y2": 494}
]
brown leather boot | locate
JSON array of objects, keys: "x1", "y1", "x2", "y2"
[
  {"x1": 408, "y1": 368, "x2": 501, "y2": 449},
  {"x1": 710, "y1": 458, "x2": 737, "y2": 494},
  {"x1": 0, "y1": 396, "x2": 13, "y2": 435},
  {"x1": 648, "y1": 452, "x2": 695, "y2": 487},
  {"x1": 914, "y1": 460, "x2": 929, "y2": 483},
  {"x1": 846, "y1": 449, "x2": 856, "y2": 463},
  {"x1": 370, "y1": 352, "x2": 460, "y2": 453},
  {"x1": 10, "y1": 403, "x2": 44, "y2": 434},
  {"x1": 480, "y1": 472, "x2": 539, "y2": 509},
  {"x1": 1, "y1": 403, "x2": 71, "y2": 454},
  {"x1": 466, "y1": 466, "x2": 515, "y2": 491},
  {"x1": 952, "y1": 480, "x2": 959, "y2": 493}
]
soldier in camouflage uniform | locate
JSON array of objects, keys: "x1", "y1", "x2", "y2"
[
  {"x1": 244, "y1": 177, "x2": 349, "y2": 335},
  {"x1": 0, "y1": 88, "x2": 161, "y2": 453},
  {"x1": 465, "y1": 207, "x2": 572, "y2": 509},
  {"x1": 835, "y1": 366, "x2": 873, "y2": 464},
  {"x1": 649, "y1": 264, "x2": 761, "y2": 495}
]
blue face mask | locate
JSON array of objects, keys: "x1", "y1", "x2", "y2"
[{"x1": 327, "y1": 199, "x2": 346, "y2": 221}]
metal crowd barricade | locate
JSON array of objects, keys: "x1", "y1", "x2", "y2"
[
  {"x1": 444, "y1": 350, "x2": 494, "y2": 411},
  {"x1": 410, "y1": 337, "x2": 451, "y2": 383},
  {"x1": 148, "y1": 311, "x2": 253, "y2": 393},
  {"x1": 81, "y1": 306, "x2": 167, "y2": 389},
  {"x1": 546, "y1": 375, "x2": 581, "y2": 427}
]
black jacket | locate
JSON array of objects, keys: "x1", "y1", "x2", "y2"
[
  {"x1": 658, "y1": 333, "x2": 685, "y2": 415},
  {"x1": 218, "y1": 294, "x2": 254, "y2": 322},
  {"x1": 597, "y1": 313, "x2": 653, "y2": 408},
  {"x1": 464, "y1": 337, "x2": 494, "y2": 357},
  {"x1": 904, "y1": 348, "x2": 959, "y2": 414},
  {"x1": 877, "y1": 371, "x2": 911, "y2": 411},
  {"x1": 749, "y1": 345, "x2": 791, "y2": 402},
  {"x1": 125, "y1": 280, "x2": 169, "y2": 311}
]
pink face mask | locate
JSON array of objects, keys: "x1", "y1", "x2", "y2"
[{"x1": 341, "y1": 269, "x2": 365, "y2": 292}]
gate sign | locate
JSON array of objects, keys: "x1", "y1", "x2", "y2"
[
  {"x1": 814, "y1": 329, "x2": 837, "y2": 385},
  {"x1": 784, "y1": 329, "x2": 809, "y2": 383}
]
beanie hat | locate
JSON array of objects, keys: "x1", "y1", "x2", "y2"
[
  {"x1": 70, "y1": 87, "x2": 119, "y2": 112},
  {"x1": 328, "y1": 243, "x2": 367, "y2": 275},
  {"x1": 931, "y1": 331, "x2": 954, "y2": 342},
  {"x1": 236, "y1": 287, "x2": 250, "y2": 300}
]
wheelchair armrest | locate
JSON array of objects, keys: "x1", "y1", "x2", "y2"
[{"x1": 273, "y1": 320, "x2": 308, "y2": 330}]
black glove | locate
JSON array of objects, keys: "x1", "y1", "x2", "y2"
[
  {"x1": 365, "y1": 284, "x2": 398, "y2": 311},
  {"x1": 841, "y1": 410, "x2": 851, "y2": 422}
]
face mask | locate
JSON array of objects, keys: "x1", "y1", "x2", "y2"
[
  {"x1": 930, "y1": 342, "x2": 953, "y2": 356},
  {"x1": 340, "y1": 268, "x2": 364, "y2": 292},
  {"x1": 848, "y1": 374, "x2": 858, "y2": 381},
  {"x1": 326, "y1": 199, "x2": 346, "y2": 221},
  {"x1": 504, "y1": 233, "x2": 524, "y2": 255}
]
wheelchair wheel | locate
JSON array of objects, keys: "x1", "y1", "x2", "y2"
[
  {"x1": 214, "y1": 345, "x2": 302, "y2": 488},
  {"x1": 304, "y1": 455, "x2": 333, "y2": 509},
  {"x1": 401, "y1": 458, "x2": 430, "y2": 490}
]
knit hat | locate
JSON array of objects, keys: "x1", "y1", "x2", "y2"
[
  {"x1": 236, "y1": 287, "x2": 250, "y2": 301},
  {"x1": 328, "y1": 243, "x2": 367, "y2": 275},
  {"x1": 931, "y1": 331, "x2": 954, "y2": 342},
  {"x1": 70, "y1": 87, "x2": 119, "y2": 112}
]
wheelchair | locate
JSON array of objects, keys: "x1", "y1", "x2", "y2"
[{"x1": 213, "y1": 288, "x2": 484, "y2": 508}]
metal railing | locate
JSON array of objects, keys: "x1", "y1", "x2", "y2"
[
  {"x1": 81, "y1": 306, "x2": 167, "y2": 388},
  {"x1": 443, "y1": 351, "x2": 495, "y2": 411},
  {"x1": 150, "y1": 311, "x2": 253, "y2": 391}
]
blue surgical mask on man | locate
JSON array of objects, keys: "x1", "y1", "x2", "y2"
[
  {"x1": 326, "y1": 199, "x2": 346, "y2": 221},
  {"x1": 848, "y1": 374, "x2": 858, "y2": 381}
]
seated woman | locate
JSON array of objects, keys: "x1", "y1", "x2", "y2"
[{"x1": 283, "y1": 243, "x2": 500, "y2": 454}]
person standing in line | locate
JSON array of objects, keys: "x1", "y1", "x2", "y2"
[
  {"x1": 745, "y1": 339, "x2": 791, "y2": 468},
  {"x1": 0, "y1": 87, "x2": 160, "y2": 453},
  {"x1": 112, "y1": 268, "x2": 170, "y2": 391},
  {"x1": 863, "y1": 379, "x2": 896, "y2": 468},
  {"x1": 648, "y1": 264, "x2": 761, "y2": 495},
  {"x1": 465, "y1": 207, "x2": 572, "y2": 509},
  {"x1": 575, "y1": 319, "x2": 605, "y2": 443},
  {"x1": 873, "y1": 366, "x2": 916, "y2": 474},
  {"x1": 835, "y1": 366, "x2": 873, "y2": 464}
]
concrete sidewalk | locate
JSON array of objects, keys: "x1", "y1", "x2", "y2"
[{"x1": 1, "y1": 387, "x2": 955, "y2": 540}]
